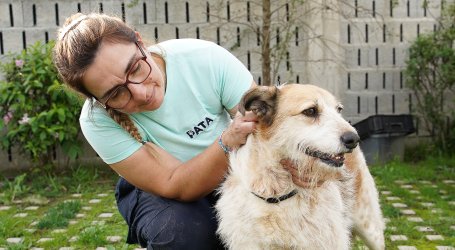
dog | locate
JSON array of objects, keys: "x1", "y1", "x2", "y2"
[{"x1": 216, "y1": 84, "x2": 385, "y2": 250}]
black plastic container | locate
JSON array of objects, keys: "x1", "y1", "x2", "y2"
[{"x1": 353, "y1": 115, "x2": 416, "y2": 164}]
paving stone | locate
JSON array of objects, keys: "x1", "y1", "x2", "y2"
[
  {"x1": 392, "y1": 203, "x2": 408, "y2": 208},
  {"x1": 59, "y1": 248, "x2": 74, "y2": 250},
  {"x1": 386, "y1": 196, "x2": 401, "y2": 201},
  {"x1": 95, "y1": 248, "x2": 108, "y2": 250},
  {"x1": 449, "y1": 201, "x2": 455, "y2": 206},
  {"x1": 99, "y1": 212, "x2": 114, "y2": 218},
  {"x1": 397, "y1": 247, "x2": 417, "y2": 250},
  {"x1": 71, "y1": 193, "x2": 82, "y2": 197},
  {"x1": 30, "y1": 221, "x2": 38, "y2": 226},
  {"x1": 0, "y1": 205, "x2": 11, "y2": 211},
  {"x1": 415, "y1": 226, "x2": 434, "y2": 232},
  {"x1": 13, "y1": 212, "x2": 28, "y2": 217},
  {"x1": 426, "y1": 235, "x2": 444, "y2": 240},
  {"x1": 390, "y1": 235, "x2": 408, "y2": 241},
  {"x1": 439, "y1": 190, "x2": 448, "y2": 194},
  {"x1": 442, "y1": 180, "x2": 455, "y2": 184},
  {"x1": 52, "y1": 229, "x2": 67, "y2": 234},
  {"x1": 69, "y1": 236, "x2": 79, "y2": 242},
  {"x1": 82, "y1": 206, "x2": 92, "y2": 211},
  {"x1": 436, "y1": 247, "x2": 455, "y2": 250},
  {"x1": 394, "y1": 180, "x2": 406, "y2": 184},
  {"x1": 400, "y1": 185, "x2": 413, "y2": 189},
  {"x1": 69, "y1": 220, "x2": 78, "y2": 225},
  {"x1": 89, "y1": 199, "x2": 102, "y2": 204},
  {"x1": 420, "y1": 202, "x2": 435, "y2": 207},
  {"x1": 37, "y1": 237, "x2": 53, "y2": 243},
  {"x1": 92, "y1": 220, "x2": 106, "y2": 225},
  {"x1": 25, "y1": 228, "x2": 37, "y2": 233},
  {"x1": 430, "y1": 184, "x2": 438, "y2": 188},
  {"x1": 407, "y1": 217, "x2": 424, "y2": 222},
  {"x1": 441, "y1": 195, "x2": 449, "y2": 199},
  {"x1": 409, "y1": 190, "x2": 420, "y2": 194},
  {"x1": 6, "y1": 237, "x2": 24, "y2": 244},
  {"x1": 107, "y1": 235, "x2": 122, "y2": 242},
  {"x1": 12, "y1": 199, "x2": 23, "y2": 204},
  {"x1": 97, "y1": 193, "x2": 109, "y2": 197},
  {"x1": 381, "y1": 191, "x2": 392, "y2": 195},
  {"x1": 30, "y1": 248, "x2": 44, "y2": 250},
  {"x1": 25, "y1": 206, "x2": 39, "y2": 210},
  {"x1": 401, "y1": 209, "x2": 416, "y2": 215},
  {"x1": 134, "y1": 248, "x2": 147, "y2": 250},
  {"x1": 451, "y1": 225, "x2": 455, "y2": 230},
  {"x1": 76, "y1": 213, "x2": 86, "y2": 218},
  {"x1": 419, "y1": 180, "x2": 432, "y2": 184},
  {"x1": 388, "y1": 226, "x2": 397, "y2": 231},
  {"x1": 384, "y1": 218, "x2": 391, "y2": 223}
]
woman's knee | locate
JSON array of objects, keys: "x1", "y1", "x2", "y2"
[{"x1": 138, "y1": 199, "x2": 221, "y2": 249}]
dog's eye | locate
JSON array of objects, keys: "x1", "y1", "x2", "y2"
[{"x1": 302, "y1": 107, "x2": 318, "y2": 117}]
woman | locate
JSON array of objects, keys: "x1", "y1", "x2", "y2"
[{"x1": 54, "y1": 12, "x2": 308, "y2": 249}]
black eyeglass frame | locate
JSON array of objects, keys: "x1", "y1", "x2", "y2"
[{"x1": 95, "y1": 41, "x2": 152, "y2": 109}]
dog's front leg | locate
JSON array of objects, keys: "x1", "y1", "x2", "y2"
[{"x1": 351, "y1": 161, "x2": 385, "y2": 250}]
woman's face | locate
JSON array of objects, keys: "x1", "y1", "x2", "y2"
[{"x1": 83, "y1": 41, "x2": 166, "y2": 113}]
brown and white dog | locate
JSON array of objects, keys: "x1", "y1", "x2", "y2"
[{"x1": 216, "y1": 84, "x2": 385, "y2": 250}]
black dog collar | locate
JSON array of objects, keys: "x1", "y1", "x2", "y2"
[{"x1": 252, "y1": 189, "x2": 298, "y2": 204}]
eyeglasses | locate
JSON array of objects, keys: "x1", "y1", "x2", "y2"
[{"x1": 97, "y1": 41, "x2": 152, "y2": 109}]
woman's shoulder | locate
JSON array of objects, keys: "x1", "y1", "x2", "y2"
[
  {"x1": 79, "y1": 99, "x2": 111, "y2": 124},
  {"x1": 149, "y1": 39, "x2": 219, "y2": 56}
]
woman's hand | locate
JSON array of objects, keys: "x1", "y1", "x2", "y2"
[
  {"x1": 280, "y1": 159, "x2": 325, "y2": 188},
  {"x1": 222, "y1": 111, "x2": 257, "y2": 150}
]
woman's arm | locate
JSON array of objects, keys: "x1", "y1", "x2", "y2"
[{"x1": 110, "y1": 81, "x2": 257, "y2": 201}]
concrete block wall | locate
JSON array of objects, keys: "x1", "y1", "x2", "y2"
[{"x1": 0, "y1": 0, "x2": 451, "y2": 169}]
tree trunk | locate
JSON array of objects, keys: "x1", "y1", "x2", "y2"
[{"x1": 261, "y1": 0, "x2": 272, "y2": 86}]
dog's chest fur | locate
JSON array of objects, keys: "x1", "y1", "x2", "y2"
[{"x1": 216, "y1": 140, "x2": 355, "y2": 250}]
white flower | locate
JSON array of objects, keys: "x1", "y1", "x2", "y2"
[{"x1": 18, "y1": 113, "x2": 30, "y2": 125}]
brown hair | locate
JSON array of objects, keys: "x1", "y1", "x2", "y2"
[{"x1": 53, "y1": 13, "x2": 143, "y2": 142}]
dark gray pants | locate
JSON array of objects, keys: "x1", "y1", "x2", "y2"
[{"x1": 115, "y1": 177, "x2": 224, "y2": 250}]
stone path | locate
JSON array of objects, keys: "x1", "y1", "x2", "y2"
[
  {"x1": 378, "y1": 179, "x2": 455, "y2": 249},
  {"x1": 0, "y1": 191, "x2": 142, "y2": 249},
  {"x1": 1, "y1": 179, "x2": 454, "y2": 249}
]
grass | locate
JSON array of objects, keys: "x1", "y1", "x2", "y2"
[{"x1": 0, "y1": 157, "x2": 454, "y2": 249}]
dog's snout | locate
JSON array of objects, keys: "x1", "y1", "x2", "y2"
[{"x1": 341, "y1": 132, "x2": 360, "y2": 150}]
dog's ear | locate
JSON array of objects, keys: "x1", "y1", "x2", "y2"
[{"x1": 239, "y1": 86, "x2": 279, "y2": 127}]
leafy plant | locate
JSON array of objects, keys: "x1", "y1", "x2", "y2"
[
  {"x1": 77, "y1": 224, "x2": 108, "y2": 246},
  {"x1": 37, "y1": 200, "x2": 81, "y2": 229},
  {"x1": 405, "y1": 3, "x2": 455, "y2": 154},
  {"x1": 0, "y1": 41, "x2": 83, "y2": 168},
  {"x1": 0, "y1": 173, "x2": 30, "y2": 204}
]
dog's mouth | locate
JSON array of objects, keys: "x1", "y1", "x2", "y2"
[{"x1": 304, "y1": 148, "x2": 345, "y2": 168}]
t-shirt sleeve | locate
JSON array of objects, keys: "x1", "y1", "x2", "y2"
[
  {"x1": 79, "y1": 101, "x2": 142, "y2": 164},
  {"x1": 210, "y1": 43, "x2": 253, "y2": 110}
]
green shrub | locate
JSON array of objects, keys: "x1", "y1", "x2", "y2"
[
  {"x1": 0, "y1": 41, "x2": 83, "y2": 168},
  {"x1": 37, "y1": 200, "x2": 81, "y2": 229}
]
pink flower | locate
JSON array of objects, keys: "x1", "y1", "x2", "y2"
[
  {"x1": 15, "y1": 59, "x2": 24, "y2": 68},
  {"x1": 3, "y1": 111, "x2": 13, "y2": 125},
  {"x1": 18, "y1": 113, "x2": 30, "y2": 125}
]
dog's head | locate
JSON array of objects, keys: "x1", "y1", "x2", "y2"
[{"x1": 239, "y1": 84, "x2": 359, "y2": 170}]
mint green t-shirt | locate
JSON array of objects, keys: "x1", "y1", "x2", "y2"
[{"x1": 80, "y1": 39, "x2": 253, "y2": 164}]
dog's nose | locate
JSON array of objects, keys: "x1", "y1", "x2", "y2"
[{"x1": 340, "y1": 131, "x2": 360, "y2": 150}]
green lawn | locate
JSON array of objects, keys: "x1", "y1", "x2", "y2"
[{"x1": 0, "y1": 157, "x2": 454, "y2": 249}]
